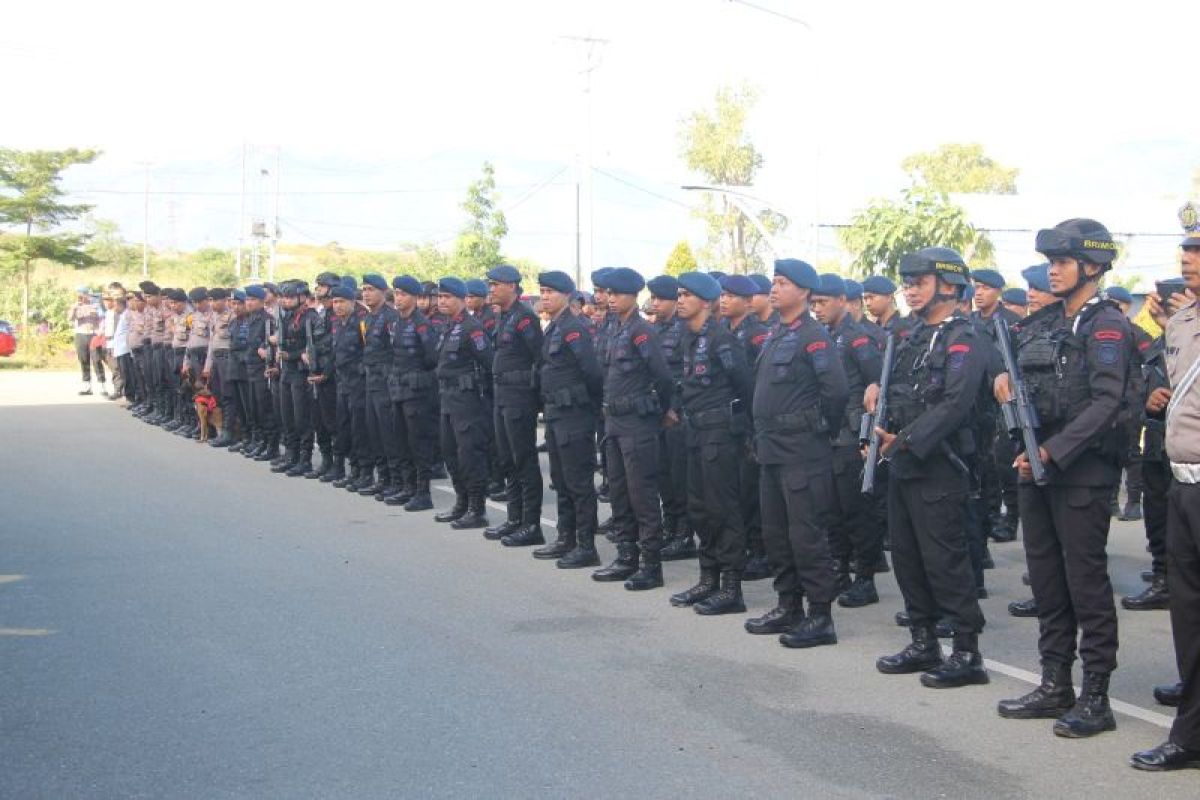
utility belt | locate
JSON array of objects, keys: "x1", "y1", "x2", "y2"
[
  {"x1": 398, "y1": 370, "x2": 435, "y2": 390},
  {"x1": 1171, "y1": 462, "x2": 1200, "y2": 484},
  {"x1": 439, "y1": 373, "x2": 481, "y2": 393},
  {"x1": 494, "y1": 369, "x2": 534, "y2": 387},
  {"x1": 212, "y1": 348, "x2": 230, "y2": 357},
  {"x1": 542, "y1": 383, "x2": 591, "y2": 409},
  {"x1": 755, "y1": 408, "x2": 826, "y2": 434},
  {"x1": 604, "y1": 393, "x2": 659, "y2": 417},
  {"x1": 684, "y1": 404, "x2": 734, "y2": 431}
]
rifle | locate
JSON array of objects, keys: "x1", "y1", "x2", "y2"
[
  {"x1": 305, "y1": 312, "x2": 320, "y2": 400},
  {"x1": 860, "y1": 333, "x2": 895, "y2": 494},
  {"x1": 994, "y1": 316, "x2": 1048, "y2": 486},
  {"x1": 264, "y1": 308, "x2": 279, "y2": 389}
]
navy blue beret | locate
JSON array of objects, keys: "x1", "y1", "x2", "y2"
[
  {"x1": 244, "y1": 285, "x2": 266, "y2": 300},
  {"x1": 1105, "y1": 286, "x2": 1133, "y2": 305},
  {"x1": 392, "y1": 275, "x2": 423, "y2": 297},
  {"x1": 167, "y1": 289, "x2": 189, "y2": 303},
  {"x1": 138, "y1": 280, "x2": 160, "y2": 295},
  {"x1": 209, "y1": 288, "x2": 230, "y2": 300},
  {"x1": 708, "y1": 271, "x2": 727, "y2": 282},
  {"x1": 646, "y1": 275, "x2": 680, "y2": 300},
  {"x1": 844, "y1": 279, "x2": 863, "y2": 300},
  {"x1": 678, "y1": 271, "x2": 721, "y2": 302},
  {"x1": 439, "y1": 277, "x2": 467, "y2": 298},
  {"x1": 340, "y1": 275, "x2": 358, "y2": 291},
  {"x1": 315, "y1": 271, "x2": 341, "y2": 288},
  {"x1": 232, "y1": 289, "x2": 247, "y2": 302},
  {"x1": 749, "y1": 274, "x2": 771, "y2": 294},
  {"x1": 773, "y1": 258, "x2": 820, "y2": 291},
  {"x1": 861, "y1": 275, "x2": 897, "y2": 295},
  {"x1": 606, "y1": 267, "x2": 645, "y2": 295},
  {"x1": 811, "y1": 273, "x2": 846, "y2": 298},
  {"x1": 465, "y1": 278, "x2": 489, "y2": 298},
  {"x1": 330, "y1": 285, "x2": 355, "y2": 301},
  {"x1": 591, "y1": 267, "x2": 614, "y2": 289},
  {"x1": 282, "y1": 281, "x2": 310, "y2": 297},
  {"x1": 962, "y1": 284, "x2": 976, "y2": 301},
  {"x1": 263, "y1": 282, "x2": 279, "y2": 295},
  {"x1": 972, "y1": 269, "x2": 1005, "y2": 289},
  {"x1": 1022, "y1": 263, "x2": 1051, "y2": 293},
  {"x1": 538, "y1": 270, "x2": 575, "y2": 294},
  {"x1": 362, "y1": 273, "x2": 388, "y2": 292},
  {"x1": 720, "y1": 274, "x2": 757, "y2": 298},
  {"x1": 1001, "y1": 287, "x2": 1027, "y2": 306},
  {"x1": 486, "y1": 264, "x2": 522, "y2": 284},
  {"x1": 188, "y1": 287, "x2": 209, "y2": 303}
]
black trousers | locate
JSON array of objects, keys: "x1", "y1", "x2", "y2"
[
  {"x1": 280, "y1": 374, "x2": 314, "y2": 453},
  {"x1": 247, "y1": 378, "x2": 277, "y2": 441},
  {"x1": 366, "y1": 387, "x2": 402, "y2": 474},
  {"x1": 314, "y1": 379, "x2": 336, "y2": 453},
  {"x1": 1020, "y1": 481, "x2": 1118, "y2": 672},
  {"x1": 606, "y1": 423, "x2": 663, "y2": 556},
  {"x1": 740, "y1": 439, "x2": 764, "y2": 557},
  {"x1": 1167, "y1": 481, "x2": 1200, "y2": 750},
  {"x1": 172, "y1": 349, "x2": 193, "y2": 423},
  {"x1": 441, "y1": 401, "x2": 490, "y2": 497},
  {"x1": 1144, "y1": 458, "x2": 1170, "y2": 575},
  {"x1": 546, "y1": 417, "x2": 598, "y2": 543},
  {"x1": 659, "y1": 422, "x2": 688, "y2": 529},
  {"x1": 397, "y1": 393, "x2": 438, "y2": 483},
  {"x1": 889, "y1": 467, "x2": 985, "y2": 634},
  {"x1": 335, "y1": 386, "x2": 368, "y2": 465},
  {"x1": 829, "y1": 444, "x2": 883, "y2": 577},
  {"x1": 977, "y1": 421, "x2": 1002, "y2": 518},
  {"x1": 760, "y1": 461, "x2": 836, "y2": 604},
  {"x1": 150, "y1": 346, "x2": 169, "y2": 413},
  {"x1": 494, "y1": 403, "x2": 543, "y2": 526},
  {"x1": 117, "y1": 353, "x2": 135, "y2": 399},
  {"x1": 211, "y1": 352, "x2": 238, "y2": 430},
  {"x1": 993, "y1": 429, "x2": 1019, "y2": 516},
  {"x1": 74, "y1": 333, "x2": 105, "y2": 383},
  {"x1": 132, "y1": 346, "x2": 150, "y2": 403},
  {"x1": 686, "y1": 432, "x2": 745, "y2": 572},
  {"x1": 1121, "y1": 424, "x2": 1145, "y2": 504}
]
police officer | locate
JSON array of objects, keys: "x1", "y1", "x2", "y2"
[
  {"x1": 201, "y1": 288, "x2": 236, "y2": 447},
  {"x1": 242, "y1": 285, "x2": 280, "y2": 461},
  {"x1": 648, "y1": 275, "x2": 692, "y2": 560},
  {"x1": 359, "y1": 273, "x2": 403, "y2": 496},
  {"x1": 310, "y1": 272, "x2": 343, "y2": 479},
  {"x1": 862, "y1": 275, "x2": 904, "y2": 337},
  {"x1": 466, "y1": 277, "x2": 505, "y2": 501},
  {"x1": 327, "y1": 280, "x2": 367, "y2": 488},
  {"x1": 1002, "y1": 287, "x2": 1029, "y2": 317},
  {"x1": 810, "y1": 273, "x2": 885, "y2": 608},
  {"x1": 844, "y1": 279, "x2": 866, "y2": 324},
  {"x1": 1106, "y1": 285, "x2": 1150, "y2": 523},
  {"x1": 591, "y1": 268, "x2": 618, "y2": 514},
  {"x1": 479, "y1": 264, "x2": 545, "y2": 546},
  {"x1": 869, "y1": 247, "x2": 989, "y2": 688},
  {"x1": 667, "y1": 272, "x2": 752, "y2": 615},
  {"x1": 591, "y1": 267, "x2": 674, "y2": 590},
  {"x1": 433, "y1": 277, "x2": 494, "y2": 529},
  {"x1": 744, "y1": 258, "x2": 848, "y2": 648},
  {"x1": 719, "y1": 274, "x2": 772, "y2": 581},
  {"x1": 225, "y1": 289, "x2": 252, "y2": 450},
  {"x1": 180, "y1": 287, "x2": 212, "y2": 439},
  {"x1": 534, "y1": 270, "x2": 604, "y2": 567},
  {"x1": 995, "y1": 219, "x2": 1131, "y2": 737},
  {"x1": 273, "y1": 282, "x2": 324, "y2": 478},
  {"x1": 386, "y1": 275, "x2": 440, "y2": 511}
]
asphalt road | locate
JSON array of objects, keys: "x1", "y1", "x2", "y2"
[{"x1": 1, "y1": 373, "x2": 1195, "y2": 798}]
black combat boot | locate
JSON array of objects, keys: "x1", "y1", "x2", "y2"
[
  {"x1": 376, "y1": 475, "x2": 403, "y2": 501},
  {"x1": 533, "y1": 530, "x2": 575, "y2": 560},
  {"x1": 331, "y1": 461, "x2": 354, "y2": 488},
  {"x1": 694, "y1": 571, "x2": 746, "y2": 616},
  {"x1": 286, "y1": 449, "x2": 312, "y2": 477},
  {"x1": 659, "y1": 519, "x2": 696, "y2": 561},
  {"x1": 384, "y1": 480, "x2": 415, "y2": 506},
  {"x1": 359, "y1": 466, "x2": 387, "y2": 496},
  {"x1": 270, "y1": 448, "x2": 297, "y2": 473},
  {"x1": 1119, "y1": 500, "x2": 1143, "y2": 521},
  {"x1": 745, "y1": 593, "x2": 803, "y2": 635},
  {"x1": 1130, "y1": 741, "x2": 1200, "y2": 771},
  {"x1": 430, "y1": 462, "x2": 448, "y2": 480},
  {"x1": 597, "y1": 480, "x2": 610, "y2": 504},
  {"x1": 920, "y1": 632, "x2": 988, "y2": 688},
  {"x1": 209, "y1": 429, "x2": 233, "y2": 448},
  {"x1": 404, "y1": 481, "x2": 434, "y2": 511},
  {"x1": 255, "y1": 438, "x2": 280, "y2": 463},
  {"x1": 1007, "y1": 597, "x2": 1039, "y2": 617},
  {"x1": 322, "y1": 457, "x2": 345, "y2": 484},
  {"x1": 877, "y1": 626, "x2": 943, "y2": 674},
  {"x1": 837, "y1": 576, "x2": 879, "y2": 608},
  {"x1": 450, "y1": 495, "x2": 488, "y2": 529},
  {"x1": 669, "y1": 567, "x2": 719, "y2": 607},
  {"x1": 487, "y1": 480, "x2": 507, "y2": 503},
  {"x1": 623, "y1": 551, "x2": 663, "y2": 591},
  {"x1": 592, "y1": 543, "x2": 639, "y2": 582},
  {"x1": 997, "y1": 661, "x2": 1075, "y2": 719},
  {"x1": 308, "y1": 449, "x2": 332, "y2": 479},
  {"x1": 742, "y1": 551, "x2": 772, "y2": 581},
  {"x1": 1154, "y1": 681, "x2": 1183, "y2": 707},
  {"x1": 832, "y1": 559, "x2": 852, "y2": 595},
  {"x1": 349, "y1": 466, "x2": 375, "y2": 493},
  {"x1": 1054, "y1": 671, "x2": 1116, "y2": 738},
  {"x1": 502, "y1": 524, "x2": 546, "y2": 547},
  {"x1": 434, "y1": 491, "x2": 469, "y2": 523},
  {"x1": 484, "y1": 519, "x2": 521, "y2": 541},
  {"x1": 1121, "y1": 572, "x2": 1169, "y2": 610},
  {"x1": 779, "y1": 602, "x2": 837, "y2": 649},
  {"x1": 556, "y1": 529, "x2": 600, "y2": 568},
  {"x1": 990, "y1": 511, "x2": 1018, "y2": 542}
]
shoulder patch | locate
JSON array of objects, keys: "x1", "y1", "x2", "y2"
[
  {"x1": 751, "y1": 333, "x2": 767, "y2": 346},
  {"x1": 851, "y1": 336, "x2": 870, "y2": 348},
  {"x1": 417, "y1": 324, "x2": 427, "y2": 335},
  {"x1": 805, "y1": 340, "x2": 827, "y2": 353},
  {"x1": 633, "y1": 333, "x2": 649, "y2": 347},
  {"x1": 516, "y1": 316, "x2": 532, "y2": 331},
  {"x1": 564, "y1": 331, "x2": 581, "y2": 343},
  {"x1": 1094, "y1": 329, "x2": 1123, "y2": 342},
  {"x1": 948, "y1": 343, "x2": 971, "y2": 354},
  {"x1": 1138, "y1": 339, "x2": 1151, "y2": 351}
]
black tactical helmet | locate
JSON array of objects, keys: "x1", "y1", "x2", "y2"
[
  {"x1": 1034, "y1": 218, "x2": 1118, "y2": 268},
  {"x1": 897, "y1": 246, "x2": 970, "y2": 286}
]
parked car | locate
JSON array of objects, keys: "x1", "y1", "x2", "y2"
[{"x1": 0, "y1": 320, "x2": 17, "y2": 357}]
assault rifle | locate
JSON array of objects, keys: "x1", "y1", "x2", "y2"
[
  {"x1": 305, "y1": 312, "x2": 320, "y2": 400},
  {"x1": 994, "y1": 316, "x2": 1048, "y2": 486},
  {"x1": 860, "y1": 333, "x2": 895, "y2": 494}
]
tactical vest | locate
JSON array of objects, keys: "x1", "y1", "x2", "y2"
[{"x1": 887, "y1": 317, "x2": 975, "y2": 457}]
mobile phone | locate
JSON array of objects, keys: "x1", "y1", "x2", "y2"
[{"x1": 1156, "y1": 281, "x2": 1185, "y2": 306}]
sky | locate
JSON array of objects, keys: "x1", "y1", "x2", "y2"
[{"x1": 4, "y1": 0, "x2": 1198, "y2": 287}]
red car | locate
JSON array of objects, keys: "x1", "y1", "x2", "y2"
[{"x1": 0, "y1": 320, "x2": 16, "y2": 357}]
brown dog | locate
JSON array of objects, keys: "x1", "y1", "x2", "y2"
[{"x1": 193, "y1": 380, "x2": 222, "y2": 443}]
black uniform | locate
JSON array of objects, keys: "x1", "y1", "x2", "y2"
[
  {"x1": 436, "y1": 311, "x2": 494, "y2": 505},
  {"x1": 540, "y1": 310, "x2": 604, "y2": 556},
  {"x1": 1014, "y1": 298, "x2": 1131, "y2": 675},
  {"x1": 390, "y1": 307, "x2": 440, "y2": 490},
  {"x1": 227, "y1": 311, "x2": 251, "y2": 441},
  {"x1": 330, "y1": 308, "x2": 368, "y2": 470},
  {"x1": 728, "y1": 314, "x2": 770, "y2": 569},
  {"x1": 681, "y1": 317, "x2": 752, "y2": 572},
  {"x1": 752, "y1": 312, "x2": 848, "y2": 608},
  {"x1": 657, "y1": 315, "x2": 689, "y2": 538},
  {"x1": 883, "y1": 315, "x2": 988, "y2": 639},
  {"x1": 362, "y1": 303, "x2": 403, "y2": 485},
  {"x1": 1139, "y1": 335, "x2": 1170, "y2": 582},
  {"x1": 243, "y1": 308, "x2": 278, "y2": 450},
  {"x1": 491, "y1": 302, "x2": 545, "y2": 529},
  {"x1": 971, "y1": 306, "x2": 1023, "y2": 535},
  {"x1": 278, "y1": 304, "x2": 324, "y2": 461},
  {"x1": 311, "y1": 303, "x2": 338, "y2": 465}
]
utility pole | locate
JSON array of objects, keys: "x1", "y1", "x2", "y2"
[
  {"x1": 269, "y1": 147, "x2": 280, "y2": 282},
  {"x1": 235, "y1": 141, "x2": 246, "y2": 280},
  {"x1": 141, "y1": 161, "x2": 150, "y2": 277},
  {"x1": 560, "y1": 35, "x2": 608, "y2": 287}
]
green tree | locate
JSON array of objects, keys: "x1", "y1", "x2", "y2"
[
  {"x1": 664, "y1": 240, "x2": 698, "y2": 276},
  {"x1": 679, "y1": 84, "x2": 787, "y2": 273},
  {"x1": 901, "y1": 143, "x2": 1018, "y2": 194},
  {"x1": 453, "y1": 161, "x2": 507, "y2": 275},
  {"x1": 0, "y1": 148, "x2": 100, "y2": 332},
  {"x1": 840, "y1": 187, "x2": 993, "y2": 278},
  {"x1": 85, "y1": 216, "x2": 141, "y2": 272}
]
